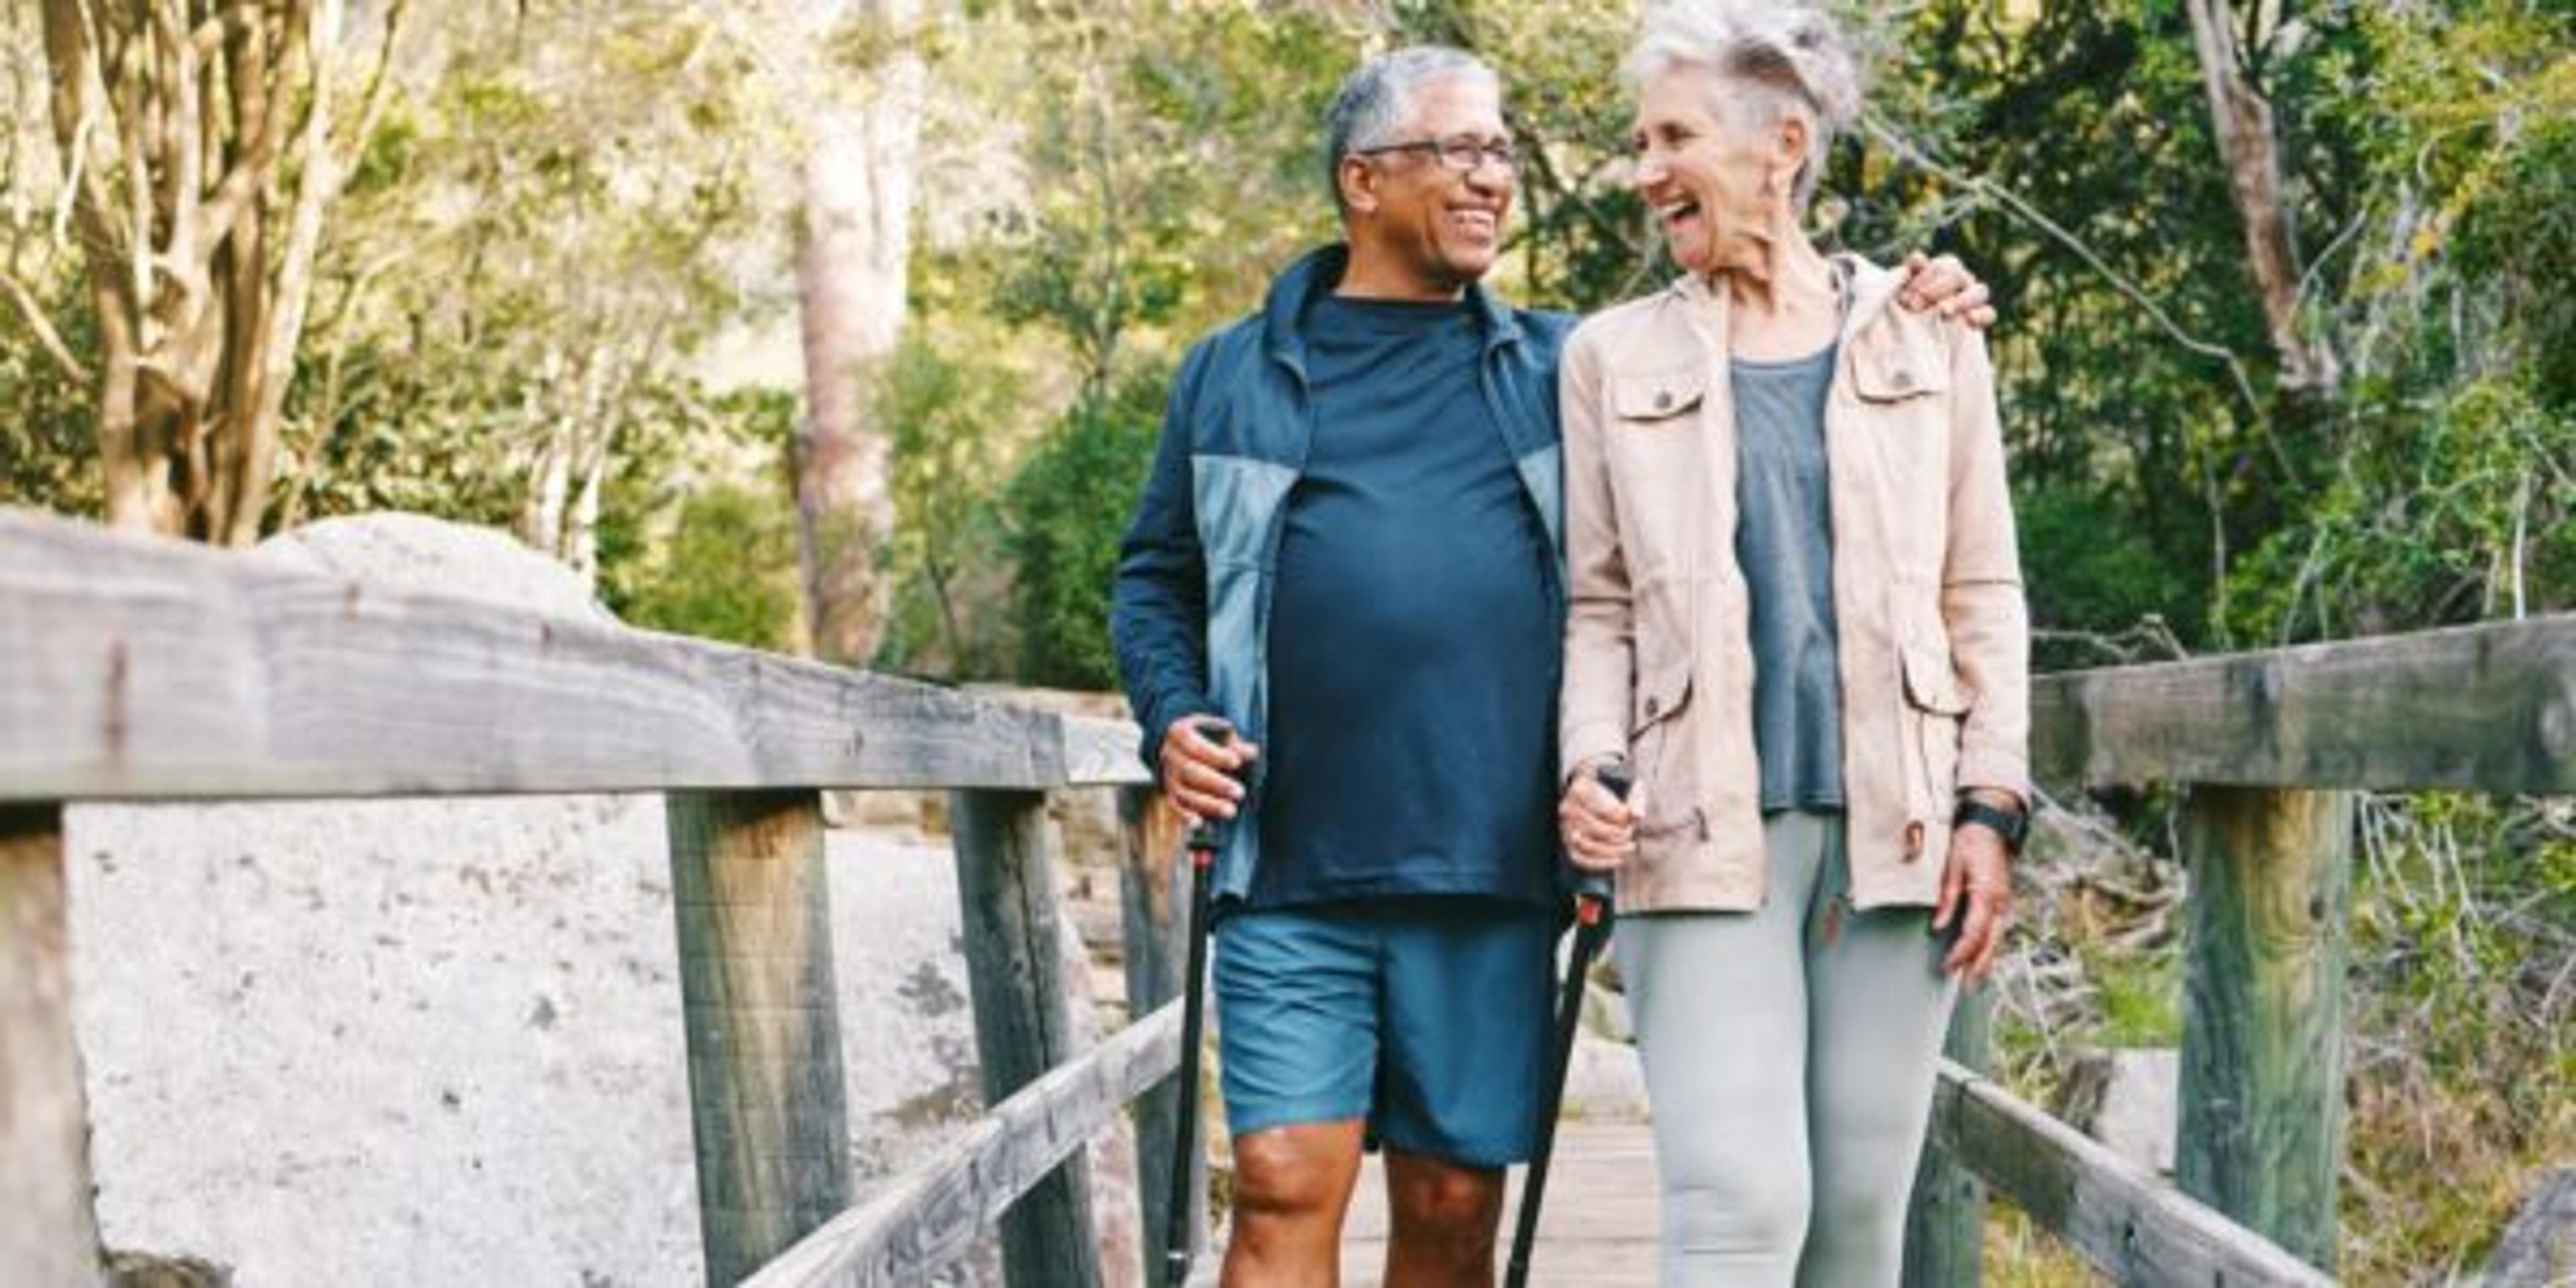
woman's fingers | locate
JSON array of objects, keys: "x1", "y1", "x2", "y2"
[
  {"x1": 1558, "y1": 780, "x2": 1637, "y2": 869},
  {"x1": 1944, "y1": 881, "x2": 2013, "y2": 982}
]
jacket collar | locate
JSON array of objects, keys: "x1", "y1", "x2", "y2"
[{"x1": 1260, "y1": 244, "x2": 1523, "y2": 378}]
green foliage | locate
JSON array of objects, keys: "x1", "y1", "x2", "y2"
[
  {"x1": 2229, "y1": 373, "x2": 2574, "y2": 639},
  {"x1": 595, "y1": 387, "x2": 802, "y2": 650},
  {"x1": 610, "y1": 482, "x2": 800, "y2": 650},
  {"x1": 0, "y1": 275, "x2": 100, "y2": 519},
  {"x1": 875, "y1": 330, "x2": 1029, "y2": 680},
  {"x1": 902, "y1": 0, "x2": 1354, "y2": 682},
  {"x1": 2016, "y1": 482, "x2": 2196, "y2": 669},
  {"x1": 999, "y1": 368, "x2": 1168, "y2": 690},
  {"x1": 2085, "y1": 944, "x2": 2182, "y2": 1050}
]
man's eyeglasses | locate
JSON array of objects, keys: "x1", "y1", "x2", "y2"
[{"x1": 1352, "y1": 136, "x2": 1518, "y2": 173}]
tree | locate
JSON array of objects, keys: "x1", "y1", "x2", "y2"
[
  {"x1": 2184, "y1": 0, "x2": 2339, "y2": 398},
  {"x1": 32, "y1": 0, "x2": 405, "y2": 543},
  {"x1": 792, "y1": 0, "x2": 927, "y2": 665}
]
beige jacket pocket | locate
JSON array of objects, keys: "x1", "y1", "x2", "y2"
[{"x1": 1896, "y1": 643, "x2": 1970, "y2": 827}]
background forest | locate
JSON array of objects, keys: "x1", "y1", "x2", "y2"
[{"x1": 3, "y1": 0, "x2": 2571, "y2": 1281}]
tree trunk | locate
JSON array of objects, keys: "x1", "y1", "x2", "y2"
[
  {"x1": 38, "y1": 0, "x2": 398, "y2": 546},
  {"x1": 2185, "y1": 0, "x2": 2339, "y2": 398},
  {"x1": 792, "y1": 0, "x2": 923, "y2": 667}
]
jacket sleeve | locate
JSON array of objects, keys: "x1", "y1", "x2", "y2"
[
  {"x1": 1939, "y1": 326, "x2": 2033, "y2": 804},
  {"x1": 1558, "y1": 321, "x2": 1633, "y2": 782},
  {"x1": 1110, "y1": 341, "x2": 1219, "y2": 775}
]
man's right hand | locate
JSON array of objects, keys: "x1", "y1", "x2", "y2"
[{"x1": 1160, "y1": 716, "x2": 1258, "y2": 822}]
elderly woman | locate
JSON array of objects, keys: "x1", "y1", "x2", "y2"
[{"x1": 1554, "y1": 3, "x2": 2031, "y2": 1284}]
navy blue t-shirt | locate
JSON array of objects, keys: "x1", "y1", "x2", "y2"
[{"x1": 1250, "y1": 295, "x2": 1558, "y2": 909}]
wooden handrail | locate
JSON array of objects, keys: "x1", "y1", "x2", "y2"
[
  {"x1": 2031, "y1": 614, "x2": 2576, "y2": 794},
  {"x1": 0, "y1": 508, "x2": 1146, "y2": 800},
  {"x1": 1926, "y1": 1060, "x2": 2333, "y2": 1287},
  {"x1": 745, "y1": 1002, "x2": 1183, "y2": 1287}
]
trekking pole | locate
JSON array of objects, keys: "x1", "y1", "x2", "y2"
[
  {"x1": 1505, "y1": 759, "x2": 1631, "y2": 1288},
  {"x1": 1164, "y1": 718, "x2": 1234, "y2": 1288}
]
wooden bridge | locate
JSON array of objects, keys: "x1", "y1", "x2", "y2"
[{"x1": 3, "y1": 505, "x2": 2570, "y2": 1285}]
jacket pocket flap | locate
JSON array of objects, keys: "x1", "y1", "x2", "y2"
[
  {"x1": 1613, "y1": 370, "x2": 1707, "y2": 421},
  {"x1": 1900, "y1": 645, "x2": 1972, "y2": 715},
  {"x1": 1852, "y1": 347, "x2": 1950, "y2": 403}
]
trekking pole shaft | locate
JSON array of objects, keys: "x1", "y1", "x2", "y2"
[
  {"x1": 1165, "y1": 718, "x2": 1235, "y2": 1288},
  {"x1": 1163, "y1": 843, "x2": 1216, "y2": 1288},
  {"x1": 1506, "y1": 913, "x2": 1605, "y2": 1286},
  {"x1": 1507, "y1": 761, "x2": 1630, "y2": 1288}
]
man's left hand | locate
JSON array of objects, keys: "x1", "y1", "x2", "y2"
[{"x1": 1898, "y1": 250, "x2": 1996, "y2": 331}]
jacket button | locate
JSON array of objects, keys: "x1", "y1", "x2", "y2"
[
  {"x1": 1653, "y1": 390, "x2": 1673, "y2": 411},
  {"x1": 1644, "y1": 696, "x2": 1661, "y2": 718},
  {"x1": 1891, "y1": 370, "x2": 1915, "y2": 392}
]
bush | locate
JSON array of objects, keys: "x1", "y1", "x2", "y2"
[{"x1": 1000, "y1": 368, "x2": 1167, "y2": 689}]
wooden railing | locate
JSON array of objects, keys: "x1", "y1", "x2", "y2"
[
  {"x1": 0, "y1": 507, "x2": 1169, "y2": 1288},
  {"x1": 1906, "y1": 612, "x2": 2575, "y2": 1286},
  {"x1": 6, "y1": 504, "x2": 2569, "y2": 1287}
]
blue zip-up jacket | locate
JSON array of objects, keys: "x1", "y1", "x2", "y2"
[{"x1": 1110, "y1": 244, "x2": 1578, "y2": 901}]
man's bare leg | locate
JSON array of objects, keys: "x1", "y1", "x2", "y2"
[
  {"x1": 1384, "y1": 1150, "x2": 1508, "y2": 1287},
  {"x1": 1224, "y1": 1119, "x2": 1366, "y2": 1287}
]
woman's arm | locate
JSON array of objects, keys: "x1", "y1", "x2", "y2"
[
  {"x1": 1939, "y1": 327, "x2": 2031, "y2": 808},
  {"x1": 1558, "y1": 324, "x2": 1646, "y2": 867},
  {"x1": 1933, "y1": 325, "x2": 2031, "y2": 981},
  {"x1": 1559, "y1": 324, "x2": 1636, "y2": 782}
]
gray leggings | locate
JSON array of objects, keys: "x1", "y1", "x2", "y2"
[{"x1": 1614, "y1": 810, "x2": 1956, "y2": 1287}]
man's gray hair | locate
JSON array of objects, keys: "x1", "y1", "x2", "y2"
[
  {"x1": 1323, "y1": 46, "x2": 1501, "y2": 211},
  {"x1": 1625, "y1": 1, "x2": 1862, "y2": 213}
]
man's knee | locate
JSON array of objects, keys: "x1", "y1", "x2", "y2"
[
  {"x1": 1232, "y1": 1124, "x2": 1361, "y2": 1222},
  {"x1": 1387, "y1": 1154, "x2": 1506, "y2": 1239}
]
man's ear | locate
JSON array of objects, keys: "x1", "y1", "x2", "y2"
[{"x1": 1336, "y1": 155, "x2": 1381, "y2": 215}]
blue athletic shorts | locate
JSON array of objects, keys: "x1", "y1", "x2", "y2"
[{"x1": 1212, "y1": 897, "x2": 1556, "y2": 1168}]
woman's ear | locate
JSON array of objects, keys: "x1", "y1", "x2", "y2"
[{"x1": 1774, "y1": 114, "x2": 1810, "y2": 189}]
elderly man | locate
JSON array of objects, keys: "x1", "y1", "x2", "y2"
[{"x1": 1112, "y1": 46, "x2": 1992, "y2": 1285}]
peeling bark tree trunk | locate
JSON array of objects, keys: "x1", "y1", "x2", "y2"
[
  {"x1": 792, "y1": 0, "x2": 923, "y2": 667},
  {"x1": 38, "y1": 0, "x2": 403, "y2": 545},
  {"x1": 2185, "y1": 0, "x2": 2339, "y2": 399},
  {"x1": 519, "y1": 333, "x2": 647, "y2": 590}
]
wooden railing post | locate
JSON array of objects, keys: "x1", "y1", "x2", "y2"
[
  {"x1": 667, "y1": 791, "x2": 852, "y2": 1286},
  {"x1": 953, "y1": 788, "x2": 1105, "y2": 1288},
  {"x1": 1904, "y1": 986, "x2": 1992, "y2": 1287},
  {"x1": 2177, "y1": 784, "x2": 2355, "y2": 1271},
  {"x1": 1116, "y1": 784, "x2": 1202, "y2": 1269},
  {"x1": 1, "y1": 804, "x2": 102, "y2": 1288}
]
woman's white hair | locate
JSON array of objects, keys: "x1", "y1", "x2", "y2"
[{"x1": 1625, "y1": 1, "x2": 1863, "y2": 213}]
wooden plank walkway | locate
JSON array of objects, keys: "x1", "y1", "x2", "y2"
[{"x1": 1185, "y1": 1122, "x2": 1662, "y2": 1286}]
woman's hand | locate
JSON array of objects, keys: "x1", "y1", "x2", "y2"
[
  {"x1": 1558, "y1": 763, "x2": 1641, "y2": 872},
  {"x1": 1935, "y1": 820, "x2": 2015, "y2": 983}
]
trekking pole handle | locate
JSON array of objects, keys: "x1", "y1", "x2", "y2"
[
  {"x1": 1575, "y1": 759, "x2": 1631, "y2": 917},
  {"x1": 1183, "y1": 718, "x2": 1236, "y2": 861},
  {"x1": 1566, "y1": 757, "x2": 1627, "y2": 902}
]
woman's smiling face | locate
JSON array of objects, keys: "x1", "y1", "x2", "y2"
[{"x1": 1628, "y1": 68, "x2": 1804, "y2": 276}]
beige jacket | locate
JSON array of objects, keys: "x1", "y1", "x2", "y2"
[{"x1": 1559, "y1": 255, "x2": 2030, "y2": 913}]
